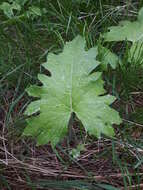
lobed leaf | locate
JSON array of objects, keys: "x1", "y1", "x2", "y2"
[
  {"x1": 103, "y1": 7, "x2": 143, "y2": 43},
  {"x1": 24, "y1": 36, "x2": 121, "y2": 146}
]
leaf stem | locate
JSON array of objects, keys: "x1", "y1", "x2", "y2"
[{"x1": 68, "y1": 112, "x2": 77, "y2": 145}]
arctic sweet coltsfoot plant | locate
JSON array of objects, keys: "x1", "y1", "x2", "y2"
[
  {"x1": 103, "y1": 7, "x2": 143, "y2": 43},
  {"x1": 23, "y1": 36, "x2": 121, "y2": 146},
  {"x1": 103, "y1": 7, "x2": 143, "y2": 63}
]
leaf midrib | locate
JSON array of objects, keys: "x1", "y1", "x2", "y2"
[{"x1": 69, "y1": 54, "x2": 74, "y2": 113}]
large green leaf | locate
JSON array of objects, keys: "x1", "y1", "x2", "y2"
[
  {"x1": 103, "y1": 7, "x2": 143, "y2": 43},
  {"x1": 24, "y1": 36, "x2": 121, "y2": 146}
]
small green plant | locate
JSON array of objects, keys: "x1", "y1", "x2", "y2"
[
  {"x1": 69, "y1": 143, "x2": 85, "y2": 159},
  {"x1": 23, "y1": 36, "x2": 121, "y2": 146},
  {"x1": 97, "y1": 45, "x2": 121, "y2": 70},
  {"x1": 102, "y1": 6, "x2": 143, "y2": 101},
  {"x1": 0, "y1": 0, "x2": 43, "y2": 20},
  {"x1": 103, "y1": 7, "x2": 143, "y2": 64},
  {"x1": 0, "y1": 1, "x2": 21, "y2": 18}
]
